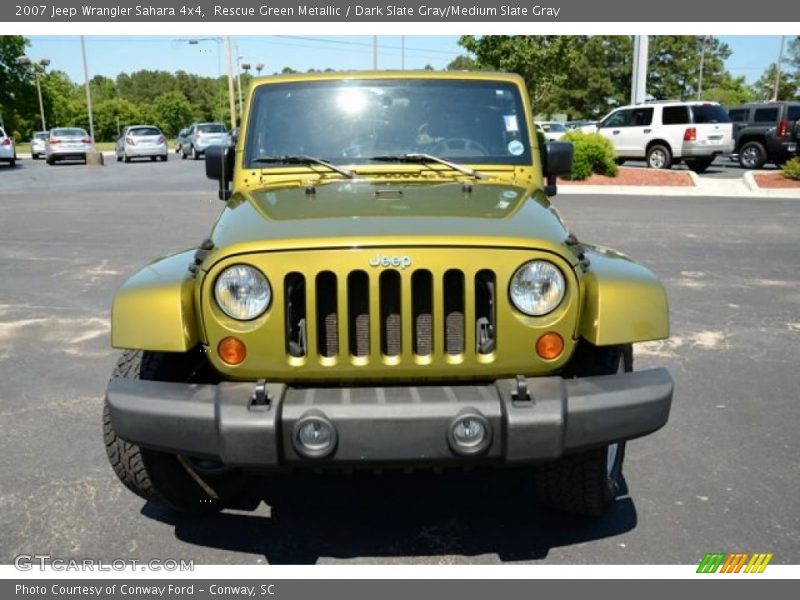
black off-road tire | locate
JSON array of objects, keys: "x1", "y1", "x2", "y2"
[
  {"x1": 103, "y1": 349, "x2": 247, "y2": 514},
  {"x1": 738, "y1": 141, "x2": 767, "y2": 169},
  {"x1": 534, "y1": 342, "x2": 633, "y2": 516}
]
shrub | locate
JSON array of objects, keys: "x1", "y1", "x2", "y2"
[
  {"x1": 560, "y1": 130, "x2": 619, "y2": 180},
  {"x1": 782, "y1": 157, "x2": 800, "y2": 181}
]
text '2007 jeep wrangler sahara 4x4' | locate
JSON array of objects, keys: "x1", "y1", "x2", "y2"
[{"x1": 104, "y1": 72, "x2": 674, "y2": 517}]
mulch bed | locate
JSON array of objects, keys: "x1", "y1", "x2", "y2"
[
  {"x1": 753, "y1": 173, "x2": 800, "y2": 188},
  {"x1": 559, "y1": 166, "x2": 694, "y2": 186}
]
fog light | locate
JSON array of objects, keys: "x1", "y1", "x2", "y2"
[
  {"x1": 448, "y1": 411, "x2": 492, "y2": 456},
  {"x1": 218, "y1": 336, "x2": 246, "y2": 365},
  {"x1": 293, "y1": 412, "x2": 337, "y2": 459}
]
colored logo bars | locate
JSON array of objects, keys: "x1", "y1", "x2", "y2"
[{"x1": 697, "y1": 552, "x2": 774, "y2": 573}]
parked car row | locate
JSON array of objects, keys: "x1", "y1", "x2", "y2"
[{"x1": 575, "y1": 100, "x2": 800, "y2": 171}]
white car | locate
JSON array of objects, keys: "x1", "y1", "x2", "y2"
[
  {"x1": 592, "y1": 101, "x2": 735, "y2": 172},
  {"x1": 536, "y1": 122, "x2": 568, "y2": 141},
  {"x1": 46, "y1": 127, "x2": 94, "y2": 165},
  {"x1": 0, "y1": 127, "x2": 17, "y2": 168},
  {"x1": 30, "y1": 131, "x2": 49, "y2": 159},
  {"x1": 116, "y1": 125, "x2": 168, "y2": 163}
]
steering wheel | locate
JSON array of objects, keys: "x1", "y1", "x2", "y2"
[{"x1": 430, "y1": 138, "x2": 488, "y2": 157}]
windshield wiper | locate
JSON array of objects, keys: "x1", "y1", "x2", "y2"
[
  {"x1": 369, "y1": 153, "x2": 484, "y2": 179},
  {"x1": 251, "y1": 155, "x2": 356, "y2": 179}
]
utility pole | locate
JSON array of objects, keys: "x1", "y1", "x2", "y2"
[
  {"x1": 401, "y1": 36, "x2": 405, "y2": 70},
  {"x1": 225, "y1": 36, "x2": 237, "y2": 129},
  {"x1": 80, "y1": 36, "x2": 103, "y2": 165},
  {"x1": 773, "y1": 35, "x2": 786, "y2": 101},
  {"x1": 372, "y1": 35, "x2": 378, "y2": 70},
  {"x1": 80, "y1": 36, "x2": 95, "y2": 142},
  {"x1": 630, "y1": 35, "x2": 649, "y2": 104},
  {"x1": 697, "y1": 36, "x2": 707, "y2": 99}
]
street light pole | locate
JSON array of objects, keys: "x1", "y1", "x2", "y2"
[
  {"x1": 225, "y1": 36, "x2": 237, "y2": 130},
  {"x1": 630, "y1": 35, "x2": 649, "y2": 104},
  {"x1": 256, "y1": 62, "x2": 264, "y2": 77},
  {"x1": 697, "y1": 36, "x2": 707, "y2": 100},
  {"x1": 372, "y1": 36, "x2": 378, "y2": 70},
  {"x1": 773, "y1": 35, "x2": 786, "y2": 101}
]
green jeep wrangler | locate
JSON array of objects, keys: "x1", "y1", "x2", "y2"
[{"x1": 104, "y1": 71, "x2": 673, "y2": 517}]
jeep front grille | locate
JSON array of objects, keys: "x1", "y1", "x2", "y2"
[{"x1": 283, "y1": 268, "x2": 496, "y2": 364}]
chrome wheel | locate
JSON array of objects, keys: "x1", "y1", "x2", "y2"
[
  {"x1": 741, "y1": 146, "x2": 761, "y2": 168},
  {"x1": 648, "y1": 148, "x2": 667, "y2": 168}
]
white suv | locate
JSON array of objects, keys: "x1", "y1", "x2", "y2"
[{"x1": 591, "y1": 101, "x2": 734, "y2": 172}]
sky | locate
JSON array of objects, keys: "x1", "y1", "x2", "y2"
[{"x1": 22, "y1": 35, "x2": 789, "y2": 85}]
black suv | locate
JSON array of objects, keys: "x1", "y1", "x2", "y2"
[{"x1": 727, "y1": 102, "x2": 800, "y2": 169}]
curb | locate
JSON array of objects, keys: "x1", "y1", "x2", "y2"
[{"x1": 560, "y1": 170, "x2": 800, "y2": 199}]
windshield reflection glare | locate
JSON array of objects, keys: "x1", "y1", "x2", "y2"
[{"x1": 244, "y1": 79, "x2": 532, "y2": 167}]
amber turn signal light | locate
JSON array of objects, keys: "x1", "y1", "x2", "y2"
[
  {"x1": 536, "y1": 332, "x2": 564, "y2": 360},
  {"x1": 218, "y1": 336, "x2": 246, "y2": 365}
]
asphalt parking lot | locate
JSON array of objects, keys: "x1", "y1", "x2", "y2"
[{"x1": 1, "y1": 156, "x2": 799, "y2": 565}]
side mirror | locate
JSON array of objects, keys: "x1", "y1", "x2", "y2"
[
  {"x1": 205, "y1": 144, "x2": 235, "y2": 201},
  {"x1": 542, "y1": 141, "x2": 573, "y2": 197}
]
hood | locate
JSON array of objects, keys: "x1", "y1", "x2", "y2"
[{"x1": 208, "y1": 180, "x2": 572, "y2": 258}]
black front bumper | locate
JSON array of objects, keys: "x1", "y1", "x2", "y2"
[{"x1": 106, "y1": 369, "x2": 673, "y2": 467}]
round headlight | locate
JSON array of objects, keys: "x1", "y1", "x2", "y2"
[
  {"x1": 509, "y1": 260, "x2": 565, "y2": 316},
  {"x1": 214, "y1": 265, "x2": 271, "y2": 320}
]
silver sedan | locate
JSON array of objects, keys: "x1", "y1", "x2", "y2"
[
  {"x1": 30, "y1": 131, "x2": 49, "y2": 159},
  {"x1": 116, "y1": 125, "x2": 169, "y2": 163},
  {"x1": 45, "y1": 128, "x2": 93, "y2": 165}
]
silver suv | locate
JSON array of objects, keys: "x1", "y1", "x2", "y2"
[{"x1": 590, "y1": 101, "x2": 734, "y2": 172}]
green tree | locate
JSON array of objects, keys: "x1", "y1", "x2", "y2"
[
  {"x1": 458, "y1": 36, "x2": 577, "y2": 108},
  {"x1": 702, "y1": 74, "x2": 755, "y2": 105},
  {"x1": 551, "y1": 36, "x2": 632, "y2": 119},
  {"x1": 648, "y1": 36, "x2": 732, "y2": 100},
  {"x1": 150, "y1": 91, "x2": 194, "y2": 136},
  {"x1": 93, "y1": 97, "x2": 141, "y2": 141},
  {"x1": 89, "y1": 75, "x2": 117, "y2": 103},
  {"x1": 0, "y1": 35, "x2": 36, "y2": 137},
  {"x1": 446, "y1": 55, "x2": 478, "y2": 71},
  {"x1": 752, "y1": 63, "x2": 797, "y2": 101},
  {"x1": 40, "y1": 70, "x2": 81, "y2": 129},
  {"x1": 116, "y1": 69, "x2": 177, "y2": 104}
]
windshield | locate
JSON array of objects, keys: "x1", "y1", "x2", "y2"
[
  {"x1": 34, "y1": 132, "x2": 49, "y2": 140},
  {"x1": 244, "y1": 79, "x2": 532, "y2": 168},
  {"x1": 542, "y1": 123, "x2": 566, "y2": 132}
]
